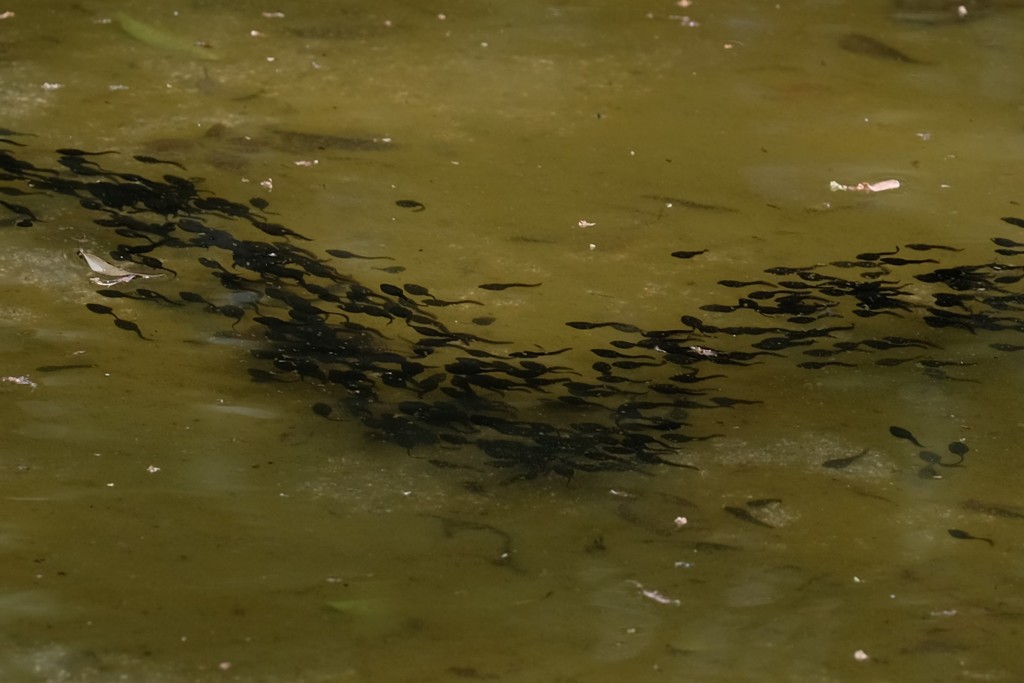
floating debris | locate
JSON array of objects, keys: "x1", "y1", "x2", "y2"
[
  {"x1": 829, "y1": 179, "x2": 901, "y2": 193},
  {"x1": 76, "y1": 248, "x2": 164, "y2": 287},
  {"x1": 2, "y1": 375, "x2": 37, "y2": 390}
]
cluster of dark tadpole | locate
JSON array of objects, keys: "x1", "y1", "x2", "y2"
[{"x1": 2, "y1": 131, "x2": 1023, "y2": 479}]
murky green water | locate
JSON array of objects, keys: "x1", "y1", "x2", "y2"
[{"x1": 2, "y1": 1, "x2": 1024, "y2": 681}]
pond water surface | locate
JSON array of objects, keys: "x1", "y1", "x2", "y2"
[{"x1": 2, "y1": 1, "x2": 1023, "y2": 681}]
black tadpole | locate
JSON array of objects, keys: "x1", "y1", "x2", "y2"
[
  {"x1": 723, "y1": 506, "x2": 775, "y2": 528},
  {"x1": 670, "y1": 249, "x2": 707, "y2": 259},
  {"x1": 395, "y1": 199, "x2": 425, "y2": 211},
  {"x1": 821, "y1": 448, "x2": 868, "y2": 470},
  {"x1": 904, "y1": 243, "x2": 961, "y2": 252},
  {"x1": 478, "y1": 282, "x2": 541, "y2": 291},
  {"x1": 889, "y1": 425, "x2": 925, "y2": 448},
  {"x1": 56, "y1": 148, "x2": 117, "y2": 157},
  {"x1": 85, "y1": 302, "x2": 151, "y2": 340},
  {"x1": 948, "y1": 441, "x2": 969, "y2": 457},
  {"x1": 132, "y1": 155, "x2": 187, "y2": 170},
  {"x1": 311, "y1": 402, "x2": 337, "y2": 419},
  {"x1": 856, "y1": 247, "x2": 899, "y2": 260},
  {"x1": 112, "y1": 318, "x2": 151, "y2": 340},
  {"x1": 85, "y1": 303, "x2": 114, "y2": 315},
  {"x1": 948, "y1": 528, "x2": 994, "y2": 546},
  {"x1": 325, "y1": 249, "x2": 393, "y2": 261}
]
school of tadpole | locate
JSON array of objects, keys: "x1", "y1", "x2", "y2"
[{"x1": 3, "y1": 132, "x2": 1024, "y2": 480}]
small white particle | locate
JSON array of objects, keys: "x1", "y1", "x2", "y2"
[
  {"x1": 853, "y1": 649, "x2": 869, "y2": 661},
  {"x1": 674, "y1": 516, "x2": 688, "y2": 527},
  {"x1": 261, "y1": 12, "x2": 285, "y2": 19},
  {"x1": 41, "y1": 82, "x2": 64, "y2": 90}
]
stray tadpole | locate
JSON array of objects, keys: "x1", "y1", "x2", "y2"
[{"x1": 948, "y1": 528, "x2": 994, "y2": 546}]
